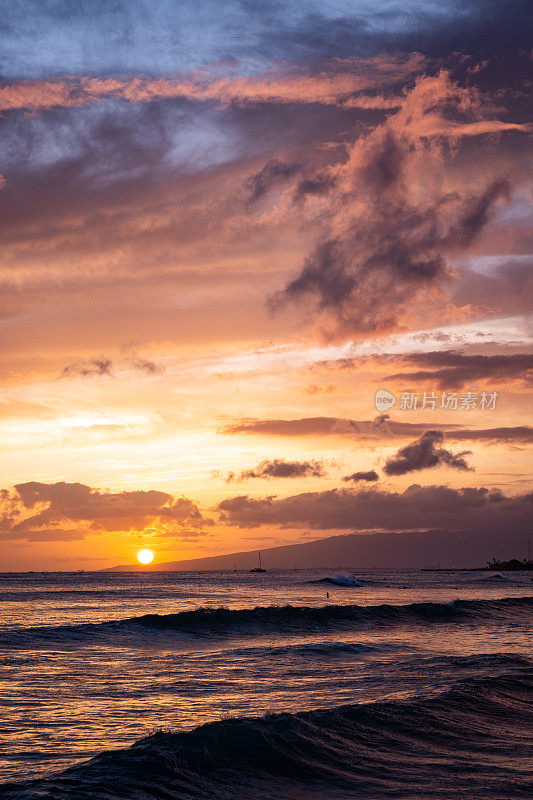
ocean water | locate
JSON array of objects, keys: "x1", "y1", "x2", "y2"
[{"x1": 0, "y1": 569, "x2": 531, "y2": 799}]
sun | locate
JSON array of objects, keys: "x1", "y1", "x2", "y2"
[{"x1": 137, "y1": 548, "x2": 154, "y2": 565}]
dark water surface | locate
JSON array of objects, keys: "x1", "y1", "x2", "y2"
[{"x1": 0, "y1": 569, "x2": 531, "y2": 798}]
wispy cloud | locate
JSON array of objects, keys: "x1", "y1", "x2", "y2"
[
  {"x1": 61, "y1": 355, "x2": 164, "y2": 378},
  {"x1": 223, "y1": 416, "x2": 533, "y2": 444},
  {"x1": 384, "y1": 351, "x2": 533, "y2": 388},
  {"x1": 225, "y1": 458, "x2": 327, "y2": 482}
]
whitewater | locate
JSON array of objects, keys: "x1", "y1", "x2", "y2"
[{"x1": 0, "y1": 568, "x2": 531, "y2": 799}]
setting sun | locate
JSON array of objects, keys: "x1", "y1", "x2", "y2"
[{"x1": 137, "y1": 549, "x2": 154, "y2": 565}]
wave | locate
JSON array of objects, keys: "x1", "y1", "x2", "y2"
[
  {"x1": 2, "y1": 668, "x2": 531, "y2": 800},
  {"x1": 225, "y1": 638, "x2": 397, "y2": 659},
  {"x1": 2, "y1": 596, "x2": 531, "y2": 648},
  {"x1": 312, "y1": 573, "x2": 364, "y2": 586}
]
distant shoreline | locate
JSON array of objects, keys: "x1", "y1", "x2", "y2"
[{"x1": 423, "y1": 560, "x2": 533, "y2": 573}]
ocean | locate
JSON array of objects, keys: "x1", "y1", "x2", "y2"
[{"x1": 0, "y1": 569, "x2": 531, "y2": 799}]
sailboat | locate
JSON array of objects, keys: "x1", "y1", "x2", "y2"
[{"x1": 250, "y1": 551, "x2": 267, "y2": 573}]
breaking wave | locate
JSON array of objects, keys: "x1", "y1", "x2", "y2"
[
  {"x1": 2, "y1": 668, "x2": 531, "y2": 799},
  {"x1": 1, "y1": 596, "x2": 531, "y2": 648},
  {"x1": 312, "y1": 573, "x2": 364, "y2": 586}
]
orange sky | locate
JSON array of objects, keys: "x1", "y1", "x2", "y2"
[{"x1": 1, "y1": 6, "x2": 531, "y2": 570}]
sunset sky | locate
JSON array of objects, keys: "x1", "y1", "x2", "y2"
[{"x1": 1, "y1": 0, "x2": 531, "y2": 570}]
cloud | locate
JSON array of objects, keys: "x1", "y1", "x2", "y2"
[
  {"x1": 342, "y1": 470, "x2": 379, "y2": 483},
  {"x1": 0, "y1": 54, "x2": 428, "y2": 114},
  {"x1": 384, "y1": 351, "x2": 533, "y2": 388},
  {"x1": 222, "y1": 415, "x2": 453, "y2": 438},
  {"x1": 0, "y1": 481, "x2": 210, "y2": 541},
  {"x1": 62, "y1": 358, "x2": 113, "y2": 377},
  {"x1": 226, "y1": 458, "x2": 326, "y2": 481},
  {"x1": 293, "y1": 172, "x2": 336, "y2": 201},
  {"x1": 245, "y1": 160, "x2": 302, "y2": 203},
  {"x1": 383, "y1": 430, "x2": 473, "y2": 475},
  {"x1": 447, "y1": 426, "x2": 533, "y2": 444},
  {"x1": 451, "y1": 259, "x2": 533, "y2": 318},
  {"x1": 61, "y1": 355, "x2": 164, "y2": 378},
  {"x1": 0, "y1": 43, "x2": 529, "y2": 374},
  {"x1": 305, "y1": 384, "x2": 336, "y2": 395},
  {"x1": 217, "y1": 484, "x2": 532, "y2": 531},
  {"x1": 2, "y1": 0, "x2": 531, "y2": 85},
  {"x1": 223, "y1": 416, "x2": 533, "y2": 444},
  {"x1": 270, "y1": 71, "x2": 517, "y2": 337},
  {"x1": 126, "y1": 355, "x2": 164, "y2": 375}
]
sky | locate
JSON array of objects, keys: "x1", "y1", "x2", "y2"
[{"x1": 0, "y1": 0, "x2": 531, "y2": 570}]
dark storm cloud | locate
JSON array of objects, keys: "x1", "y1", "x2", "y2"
[
  {"x1": 383, "y1": 431, "x2": 473, "y2": 476},
  {"x1": 0, "y1": 481, "x2": 210, "y2": 541},
  {"x1": 217, "y1": 483, "x2": 532, "y2": 531},
  {"x1": 385, "y1": 351, "x2": 533, "y2": 388},
  {"x1": 223, "y1": 416, "x2": 533, "y2": 444},
  {"x1": 342, "y1": 470, "x2": 379, "y2": 483},
  {"x1": 245, "y1": 160, "x2": 302, "y2": 203},
  {"x1": 226, "y1": 458, "x2": 326, "y2": 482}
]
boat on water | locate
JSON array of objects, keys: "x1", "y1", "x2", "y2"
[{"x1": 250, "y1": 552, "x2": 267, "y2": 573}]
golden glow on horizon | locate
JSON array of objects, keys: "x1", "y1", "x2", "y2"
[{"x1": 137, "y1": 549, "x2": 154, "y2": 565}]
